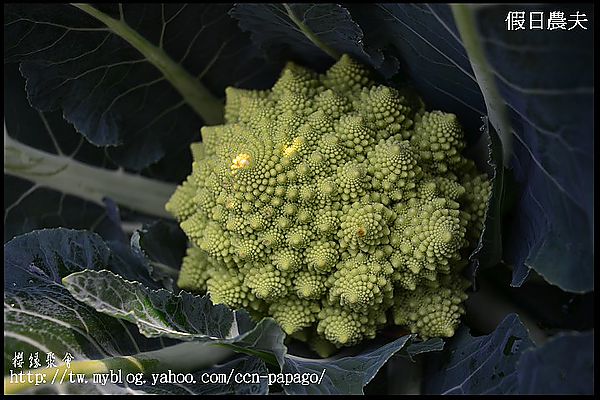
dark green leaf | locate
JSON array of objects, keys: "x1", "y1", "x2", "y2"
[
  {"x1": 3, "y1": 62, "x2": 179, "y2": 241},
  {"x1": 130, "y1": 220, "x2": 187, "y2": 291},
  {"x1": 4, "y1": 174, "x2": 113, "y2": 243},
  {"x1": 222, "y1": 316, "x2": 287, "y2": 369},
  {"x1": 147, "y1": 356, "x2": 269, "y2": 395},
  {"x1": 402, "y1": 337, "x2": 445, "y2": 361},
  {"x1": 62, "y1": 269, "x2": 287, "y2": 368},
  {"x1": 4, "y1": 4, "x2": 276, "y2": 170},
  {"x1": 281, "y1": 335, "x2": 412, "y2": 394},
  {"x1": 466, "y1": 4, "x2": 594, "y2": 293},
  {"x1": 467, "y1": 118, "x2": 505, "y2": 279},
  {"x1": 230, "y1": 4, "x2": 396, "y2": 76},
  {"x1": 62, "y1": 269, "x2": 235, "y2": 340},
  {"x1": 3, "y1": 229, "x2": 173, "y2": 373},
  {"x1": 100, "y1": 198, "x2": 128, "y2": 243},
  {"x1": 3, "y1": 64, "x2": 116, "y2": 242},
  {"x1": 104, "y1": 240, "x2": 164, "y2": 290},
  {"x1": 424, "y1": 314, "x2": 534, "y2": 394},
  {"x1": 516, "y1": 331, "x2": 593, "y2": 394},
  {"x1": 126, "y1": 355, "x2": 269, "y2": 395},
  {"x1": 3, "y1": 228, "x2": 282, "y2": 394},
  {"x1": 348, "y1": 4, "x2": 593, "y2": 292},
  {"x1": 60, "y1": 263, "x2": 418, "y2": 393}
]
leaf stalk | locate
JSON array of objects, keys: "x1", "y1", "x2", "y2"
[
  {"x1": 4, "y1": 133, "x2": 176, "y2": 218},
  {"x1": 72, "y1": 3, "x2": 224, "y2": 125},
  {"x1": 3, "y1": 341, "x2": 233, "y2": 394}
]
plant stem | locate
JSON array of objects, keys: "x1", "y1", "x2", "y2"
[
  {"x1": 283, "y1": 4, "x2": 341, "y2": 60},
  {"x1": 71, "y1": 3, "x2": 223, "y2": 125},
  {"x1": 4, "y1": 133, "x2": 176, "y2": 218},
  {"x1": 451, "y1": 4, "x2": 512, "y2": 165},
  {"x1": 3, "y1": 341, "x2": 233, "y2": 394}
]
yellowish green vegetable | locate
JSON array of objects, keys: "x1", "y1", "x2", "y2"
[{"x1": 166, "y1": 55, "x2": 491, "y2": 351}]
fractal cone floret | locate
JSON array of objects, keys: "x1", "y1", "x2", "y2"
[{"x1": 167, "y1": 54, "x2": 491, "y2": 352}]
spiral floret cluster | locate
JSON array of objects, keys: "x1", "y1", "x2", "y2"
[{"x1": 167, "y1": 55, "x2": 491, "y2": 352}]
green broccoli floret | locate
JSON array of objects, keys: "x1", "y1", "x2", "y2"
[{"x1": 167, "y1": 54, "x2": 491, "y2": 352}]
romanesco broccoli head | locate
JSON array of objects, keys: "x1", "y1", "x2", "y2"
[{"x1": 166, "y1": 54, "x2": 491, "y2": 352}]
